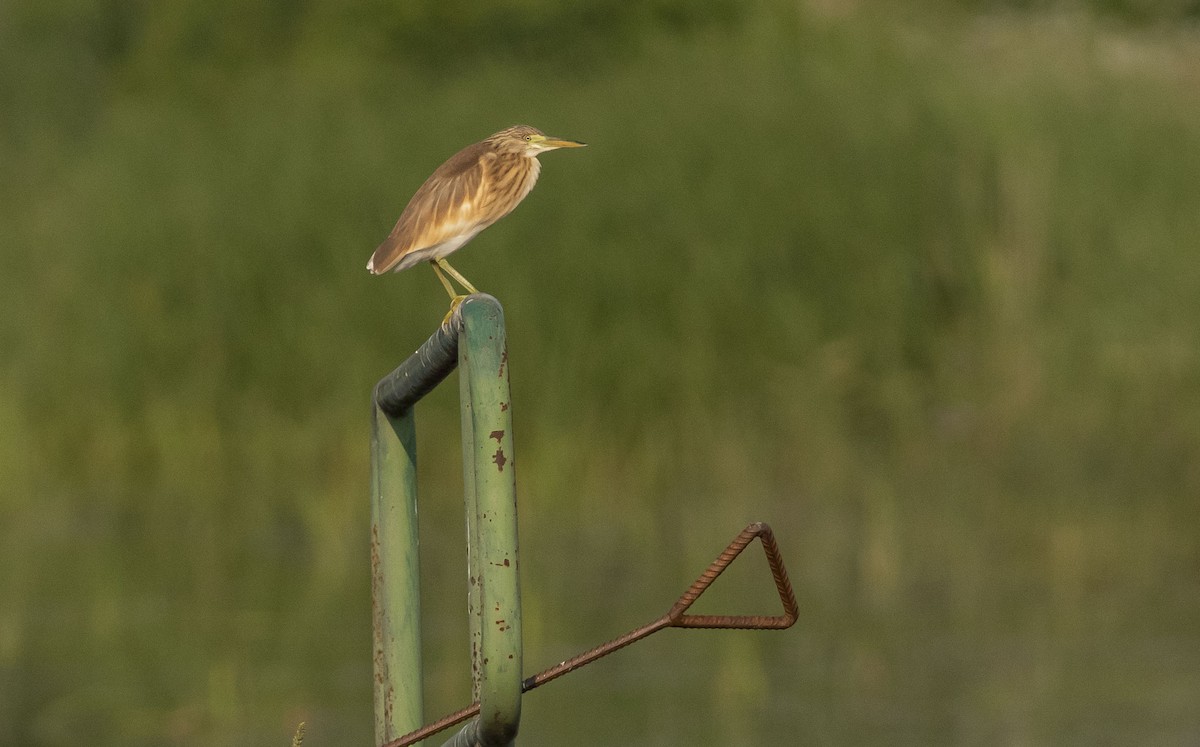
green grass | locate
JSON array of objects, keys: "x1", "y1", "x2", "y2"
[{"x1": 2, "y1": 3, "x2": 1200, "y2": 744}]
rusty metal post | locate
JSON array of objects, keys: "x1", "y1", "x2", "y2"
[
  {"x1": 370, "y1": 403, "x2": 423, "y2": 743},
  {"x1": 448, "y1": 297, "x2": 522, "y2": 746},
  {"x1": 371, "y1": 313, "x2": 461, "y2": 744}
]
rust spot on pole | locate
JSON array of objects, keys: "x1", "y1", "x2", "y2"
[
  {"x1": 489, "y1": 429, "x2": 505, "y2": 442},
  {"x1": 492, "y1": 447, "x2": 507, "y2": 471},
  {"x1": 370, "y1": 523, "x2": 388, "y2": 687}
]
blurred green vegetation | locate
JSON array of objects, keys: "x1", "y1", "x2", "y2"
[{"x1": 3, "y1": 0, "x2": 1200, "y2": 744}]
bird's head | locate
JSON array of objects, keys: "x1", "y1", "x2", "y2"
[{"x1": 489, "y1": 125, "x2": 587, "y2": 157}]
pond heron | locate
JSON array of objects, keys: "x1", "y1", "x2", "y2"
[{"x1": 367, "y1": 125, "x2": 586, "y2": 301}]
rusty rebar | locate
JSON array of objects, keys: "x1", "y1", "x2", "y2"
[
  {"x1": 669, "y1": 521, "x2": 799, "y2": 629},
  {"x1": 380, "y1": 522, "x2": 797, "y2": 747}
]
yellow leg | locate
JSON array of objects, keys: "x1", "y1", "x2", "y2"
[
  {"x1": 436, "y1": 258, "x2": 479, "y2": 295},
  {"x1": 431, "y1": 261, "x2": 470, "y2": 327},
  {"x1": 430, "y1": 262, "x2": 458, "y2": 299}
]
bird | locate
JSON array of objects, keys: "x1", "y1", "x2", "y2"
[{"x1": 367, "y1": 125, "x2": 586, "y2": 303}]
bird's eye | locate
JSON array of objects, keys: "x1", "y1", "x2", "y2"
[{"x1": 524, "y1": 134, "x2": 532, "y2": 141}]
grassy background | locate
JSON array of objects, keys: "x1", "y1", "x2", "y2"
[{"x1": 2, "y1": 1, "x2": 1200, "y2": 744}]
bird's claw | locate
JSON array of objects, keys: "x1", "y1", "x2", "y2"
[{"x1": 441, "y1": 295, "x2": 469, "y2": 328}]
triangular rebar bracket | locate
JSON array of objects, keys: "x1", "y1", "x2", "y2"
[{"x1": 668, "y1": 521, "x2": 799, "y2": 629}]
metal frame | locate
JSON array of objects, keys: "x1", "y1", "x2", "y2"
[
  {"x1": 369, "y1": 293, "x2": 800, "y2": 747},
  {"x1": 371, "y1": 294, "x2": 520, "y2": 746}
]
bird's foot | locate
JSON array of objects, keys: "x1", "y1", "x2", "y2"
[{"x1": 441, "y1": 295, "x2": 469, "y2": 328}]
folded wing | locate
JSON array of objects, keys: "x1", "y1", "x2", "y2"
[{"x1": 368, "y1": 143, "x2": 493, "y2": 274}]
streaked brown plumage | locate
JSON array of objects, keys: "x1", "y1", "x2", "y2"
[{"x1": 367, "y1": 125, "x2": 586, "y2": 298}]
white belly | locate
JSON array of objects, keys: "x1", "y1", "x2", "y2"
[{"x1": 393, "y1": 230, "x2": 482, "y2": 272}]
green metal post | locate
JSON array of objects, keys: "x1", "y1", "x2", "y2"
[
  {"x1": 455, "y1": 298, "x2": 522, "y2": 746},
  {"x1": 459, "y1": 349, "x2": 482, "y2": 706},
  {"x1": 371, "y1": 314, "x2": 459, "y2": 744},
  {"x1": 370, "y1": 404, "x2": 423, "y2": 743}
]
